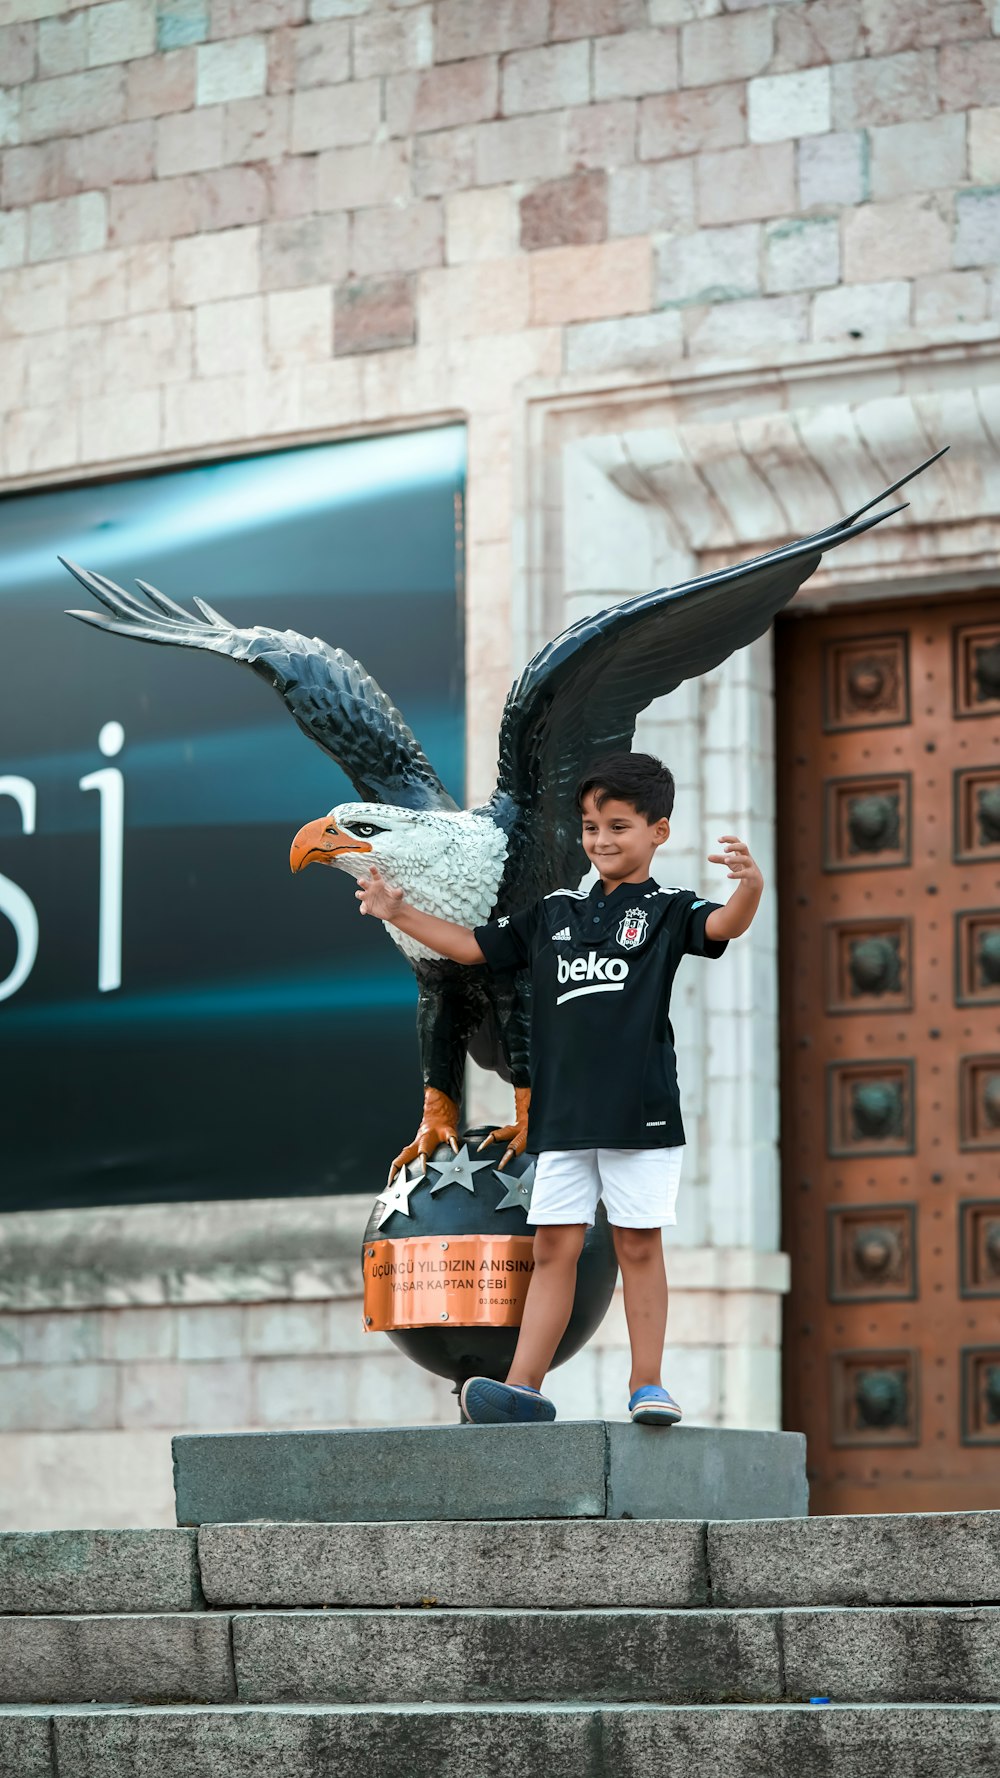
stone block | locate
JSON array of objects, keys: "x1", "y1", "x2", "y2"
[
  {"x1": 0, "y1": 1527, "x2": 201, "y2": 1613},
  {"x1": 109, "y1": 172, "x2": 199, "y2": 243},
  {"x1": 126, "y1": 46, "x2": 195, "y2": 118},
  {"x1": 608, "y1": 159, "x2": 695, "y2": 235},
  {"x1": 0, "y1": 211, "x2": 27, "y2": 271},
  {"x1": 265, "y1": 286, "x2": 331, "y2": 367},
  {"x1": 0, "y1": 22, "x2": 37, "y2": 85},
  {"x1": 810, "y1": 278, "x2": 911, "y2": 341},
  {"x1": 118, "y1": 1360, "x2": 186, "y2": 1427},
  {"x1": 334, "y1": 274, "x2": 415, "y2": 354},
  {"x1": 0, "y1": 1614, "x2": 234, "y2": 1705},
  {"x1": 242, "y1": 1302, "x2": 328, "y2": 1357},
  {"x1": 233, "y1": 1606, "x2": 783, "y2": 1705},
  {"x1": 414, "y1": 124, "x2": 477, "y2": 196},
  {"x1": 783, "y1": 1605, "x2": 1000, "y2": 1704},
  {"x1": 748, "y1": 67, "x2": 831, "y2": 143},
  {"x1": 267, "y1": 153, "x2": 318, "y2": 217},
  {"x1": 502, "y1": 41, "x2": 590, "y2": 116},
  {"x1": 593, "y1": 28, "x2": 679, "y2": 100},
  {"x1": 844, "y1": 193, "x2": 951, "y2": 282},
  {"x1": 554, "y1": 0, "x2": 647, "y2": 33},
  {"x1": 970, "y1": 108, "x2": 1000, "y2": 184},
  {"x1": 27, "y1": 190, "x2": 106, "y2": 262},
  {"x1": 171, "y1": 223, "x2": 260, "y2": 303},
  {"x1": 955, "y1": 188, "x2": 1000, "y2": 269},
  {"x1": 155, "y1": 103, "x2": 223, "y2": 175},
  {"x1": 260, "y1": 213, "x2": 347, "y2": 289},
  {"x1": 520, "y1": 170, "x2": 608, "y2": 250},
  {"x1": 870, "y1": 113, "x2": 966, "y2": 201},
  {"x1": 17, "y1": 1313, "x2": 101, "y2": 1366},
  {"x1": 0, "y1": 259, "x2": 68, "y2": 335},
  {"x1": 435, "y1": 0, "x2": 550, "y2": 63},
  {"x1": 600, "y1": 1703, "x2": 1000, "y2": 1776},
  {"x1": 23, "y1": 68, "x2": 126, "y2": 142},
  {"x1": 353, "y1": 6, "x2": 432, "y2": 78},
  {"x1": 566, "y1": 97, "x2": 637, "y2": 169},
  {"x1": 474, "y1": 112, "x2": 568, "y2": 184},
  {"x1": 940, "y1": 38, "x2": 1000, "y2": 110},
  {"x1": 696, "y1": 141, "x2": 795, "y2": 226},
  {"x1": 317, "y1": 140, "x2": 410, "y2": 212},
  {"x1": 196, "y1": 36, "x2": 266, "y2": 105},
  {"x1": 639, "y1": 82, "x2": 745, "y2": 158},
  {"x1": 210, "y1": 0, "x2": 305, "y2": 31},
  {"x1": 0, "y1": 1364, "x2": 117, "y2": 1433},
  {"x1": 349, "y1": 199, "x2": 443, "y2": 277},
  {"x1": 565, "y1": 308, "x2": 684, "y2": 373},
  {"x1": 275, "y1": 20, "x2": 349, "y2": 90},
  {"x1": 832, "y1": 50, "x2": 938, "y2": 129},
  {"x1": 419, "y1": 258, "x2": 530, "y2": 341},
  {"x1": 863, "y1": 0, "x2": 993, "y2": 56},
  {"x1": 685, "y1": 292, "x2": 809, "y2": 357},
  {"x1": 681, "y1": 9, "x2": 772, "y2": 86},
  {"x1": 157, "y1": 0, "x2": 209, "y2": 50},
  {"x1": 199, "y1": 1516, "x2": 708, "y2": 1609},
  {"x1": 179, "y1": 1357, "x2": 254, "y2": 1427},
  {"x1": 529, "y1": 235, "x2": 651, "y2": 324},
  {"x1": 1, "y1": 143, "x2": 64, "y2": 208},
  {"x1": 196, "y1": 162, "x2": 269, "y2": 230},
  {"x1": 711, "y1": 1511, "x2": 1000, "y2": 1608},
  {"x1": 38, "y1": 12, "x2": 87, "y2": 77},
  {"x1": 798, "y1": 129, "x2": 867, "y2": 208},
  {"x1": 655, "y1": 221, "x2": 760, "y2": 305},
  {"x1": 608, "y1": 1423, "x2": 806, "y2": 1519},
  {"x1": 445, "y1": 185, "x2": 516, "y2": 264},
  {"x1": 162, "y1": 371, "x2": 245, "y2": 448},
  {"x1": 386, "y1": 58, "x2": 499, "y2": 136},
  {"x1": 2, "y1": 399, "x2": 77, "y2": 478},
  {"x1": 222, "y1": 93, "x2": 289, "y2": 162},
  {"x1": 764, "y1": 215, "x2": 839, "y2": 293},
  {"x1": 0, "y1": 88, "x2": 21, "y2": 148},
  {"x1": 290, "y1": 78, "x2": 380, "y2": 152},
  {"x1": 176, "y1": 1306, "x2": 243, "y2": 1361},
  {"x1": 86, "y1": 0, "x2": 155, "y2": 68},
  {"x1": 914, "y1": 270, "x2": 989, "y2": 327},
  {"x1": 72, "y1": 118, "x2": 156, "y2": 188}
]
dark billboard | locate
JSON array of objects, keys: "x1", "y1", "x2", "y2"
[{"x1": 0, "y1": 426, "x2": 465, "y2": 1212}]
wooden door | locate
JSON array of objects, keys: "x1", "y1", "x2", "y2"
[{"x1": 777, "y1": 596, "x2": 1000, "y2": 1514}]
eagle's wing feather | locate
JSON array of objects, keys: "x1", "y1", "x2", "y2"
[
  {"x1": 62, "y1": 559, "x2": 457, "y2": 813},
  {"x1": 490, "y1": 450, "x2": 946, "y2": 898}
]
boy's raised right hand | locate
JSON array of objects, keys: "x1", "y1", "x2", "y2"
[{"x1": 356, "y1": 864, "x2": 405, "y2": 922}]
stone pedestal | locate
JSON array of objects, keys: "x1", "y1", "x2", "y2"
[{"x1": 172, "y1": 1422, "x2": 807, "y2": 1525}]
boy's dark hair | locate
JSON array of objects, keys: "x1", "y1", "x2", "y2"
[{"x1": 575, "y1": 752, "x2": 675, "y2": 822}]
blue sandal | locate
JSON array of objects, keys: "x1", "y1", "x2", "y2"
[
  {"x1": 461, "y1": 1377, "x2": 556, "y2": 1424},
  {"x1": 629, "y1": 1384, "x2": 682, "y2": 1425}
]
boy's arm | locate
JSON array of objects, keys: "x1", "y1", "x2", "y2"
[
  {"x1": 704, "y1": 836, "x2": 763, "y2": 941},
  {"x1": 356, "y1": 865, "x2": 486, "y2": 964}
]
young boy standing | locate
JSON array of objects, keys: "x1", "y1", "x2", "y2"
[{"x1": 356, "y1": 753, "x2": 763, "y2": 1428}]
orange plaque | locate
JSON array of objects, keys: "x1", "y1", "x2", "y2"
[{"x1": 363, "y1": 1235, "x2": 536, "y2": 1331}]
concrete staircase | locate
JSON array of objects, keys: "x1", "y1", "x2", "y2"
[{"x1": 2, "y1": 1509, "x2": 1000, "y2": 1775}]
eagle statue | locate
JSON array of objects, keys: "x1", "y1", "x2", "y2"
[{"x1": 62, "y1": 449, "x2": 943, "y2": 1181}]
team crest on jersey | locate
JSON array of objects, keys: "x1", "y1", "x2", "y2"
[{"x1": 617, "y1": 908, "x2": 648, "y2": 950}]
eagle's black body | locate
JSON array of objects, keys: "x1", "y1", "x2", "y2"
[{"x1": 62, "y1": 450, "x2": 945, "y2": 1119}]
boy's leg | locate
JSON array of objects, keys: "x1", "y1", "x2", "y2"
[
  {"x1": 506, "y1": 1222, "x2": 587, "y2": 1391},
  {"x1": 612, "y1": 1224, "x2": 668, "y2": 1395}
]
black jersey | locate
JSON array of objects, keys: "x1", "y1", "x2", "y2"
[{"x1": 474, "y1": 877, "x2": 728, "y2": 1153}]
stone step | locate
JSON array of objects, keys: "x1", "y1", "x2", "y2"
[
  {"x1": 4, "y1": 1605, "x2": 1000, "y2": 1707},
  {"x1": 5, "y1": 1511, "x2": 1000, "y2": 1618},
  {"x1": 173, "y1": 1422, "x2": 807, "y2": 1525},
  {"x1": 3, "y1": 1702, "x2": 1000, "y2": 1778}
]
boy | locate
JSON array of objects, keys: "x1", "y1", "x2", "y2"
[{"x1": 356, "y1": 752, "x2": 763, "y2": 1428}]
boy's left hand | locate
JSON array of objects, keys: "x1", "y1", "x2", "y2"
[{"x1": 707, "y1": 835, "x2": 763, "y2": 889}]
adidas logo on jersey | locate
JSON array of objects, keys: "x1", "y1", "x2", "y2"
[
  {"x1": 552, "y1": 927, "x2": 571, "y2": 941},
  {"x1": 556, "y1": 952, "x2": 629, "y2": 1004}
]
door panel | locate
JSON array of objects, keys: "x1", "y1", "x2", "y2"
[{"x1": 777, "y1": 596, "x2": 1000, "y2": 1514}]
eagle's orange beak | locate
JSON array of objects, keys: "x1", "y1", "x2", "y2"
[{"x1": 289, "y1": 816, "x2": 373, "y2": 873}]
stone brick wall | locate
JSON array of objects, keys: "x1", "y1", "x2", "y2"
[{"x1": 2, "y1": 0, "x2": 999, "y2": 1524}]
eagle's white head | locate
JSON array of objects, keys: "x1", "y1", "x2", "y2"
[{"x1": 289, "y1": 800, "x2": 508, "y2": 960}]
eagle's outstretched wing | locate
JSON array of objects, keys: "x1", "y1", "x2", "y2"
[
  {"x1": 487, "y1": 449, "x2": 947, "y2": 902},
  {"x1": 62, "y1": 559, "x2": 458, "y2": 814}
]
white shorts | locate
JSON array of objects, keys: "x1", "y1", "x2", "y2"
[{"x1": 528, "y1": 1147, "x2": 683, "y2": 1230}]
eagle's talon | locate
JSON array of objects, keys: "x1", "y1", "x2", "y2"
[{"x1": 388, "y1": 1088, "x2": 462, "y2": 1184}]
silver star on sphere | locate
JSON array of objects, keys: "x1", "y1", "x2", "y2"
[
  {"x1": 374, "y1": 1162, "x2": 424, "y2": 1231},
  {"x1": 426, "y1": 1144, "x2": 495, "y2": 1196},
  {"x1": 493, "y1": 1158, "x2": 535, "y2": 1213}
]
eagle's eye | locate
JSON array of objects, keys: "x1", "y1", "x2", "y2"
[{"x1": 346, "y1": 821, "x2": 384, "y2": 839}]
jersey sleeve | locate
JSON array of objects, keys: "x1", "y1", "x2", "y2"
[
  {"x1": 473, "y1": 901, "x2": 542, "y2": 973},
  {"x1": 675, "y1": 891, "x2": 729, "y2": 959}
]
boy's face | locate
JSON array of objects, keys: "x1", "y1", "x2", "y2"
[{"x1": 579, "y1": 791, "x2": 670, "y2": 886}]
